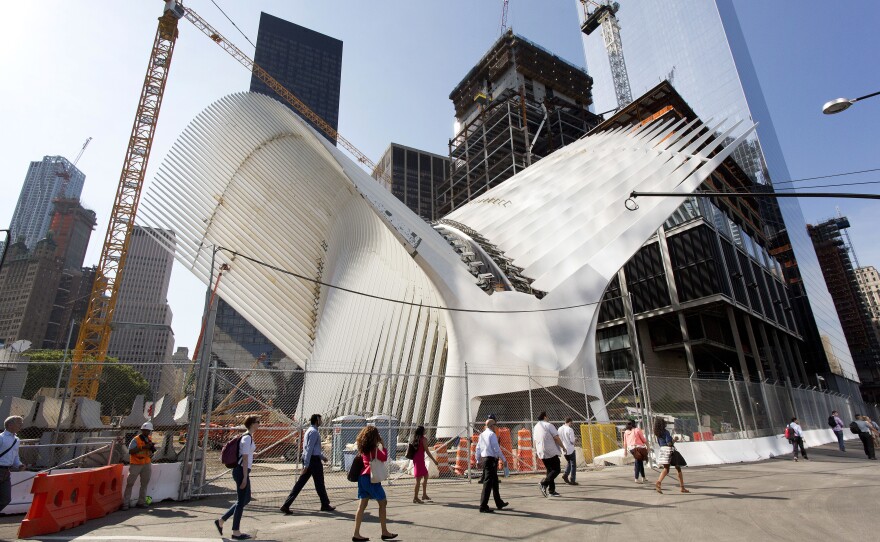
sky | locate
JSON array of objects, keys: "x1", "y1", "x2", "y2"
[{"x1": 1, "y1": 1, "x2": 878, "y2": 355}]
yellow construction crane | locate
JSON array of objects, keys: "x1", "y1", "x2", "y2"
[
  {"x1": 68, "y1": 2, "x2": 185, "y2": 399},
  {"x1": 69, "y1": 1, "x2": 389, "y2": 399}
]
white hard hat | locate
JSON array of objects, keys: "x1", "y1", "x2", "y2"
[{"x1": 141, "y1": 422, "x2": 154, "y2": 431}]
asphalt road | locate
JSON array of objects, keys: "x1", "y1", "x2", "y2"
[{"x1": 2, "y1": 442, "x2": 877, "y2": 541}]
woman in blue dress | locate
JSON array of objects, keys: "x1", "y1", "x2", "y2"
[
  {"x1": 653, "y1": 418, "x2": 689, "y2": 494},
  {"x1": 353, "y1": 426, "x2": 397, "y2": 542}
]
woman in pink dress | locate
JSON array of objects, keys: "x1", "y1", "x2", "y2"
[{"x1": 410, "y1": 426, "x2": 438, "y2": 504}]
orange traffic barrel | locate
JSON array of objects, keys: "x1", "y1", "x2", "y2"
[
  {"x1": 496, "y1": 427, "x2": 515, "y2": 471},
  {"x1": 433, "y1": 443, "x2": 450, "y2": 475},
  {"x1": 516, "y1": 428, "x2": 533, "y2": 472},
  {"x1": 454, "y1": 437, "x2": 468, "y2": 475}
]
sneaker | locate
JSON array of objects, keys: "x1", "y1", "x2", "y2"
[
  {"x1": 539, "y1": 483, "x2": 548, "y2": 498},
  {"x1": 562, "y1": 475, "x2": 569, "y2": 485},
  {"x1": 497, "y1": 502, "x2": 509, "y2": 510},
  {"x1": 549, "y1": 492, "x2": 562, "y2": 497},
  {"x1": 570, "y1": 481, "x2": 579, "y2": 486},
  {"x1": 793, "y1": 458, "x2": 798, "y2": 462}
]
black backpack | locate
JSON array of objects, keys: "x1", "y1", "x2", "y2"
[
  {"x1": 850, "y1": 421, "x2": 862, "y2": 434},
  {"x1": 828, "y1": 416, "x2": 837, "y2": 428}
]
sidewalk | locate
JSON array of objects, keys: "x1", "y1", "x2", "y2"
[{"x1": 2, "y1": 443, "x2": 877, "y2": 541}]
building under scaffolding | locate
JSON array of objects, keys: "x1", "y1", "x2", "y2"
[{"x1": 436, "y1": 31, "x2": 601, "y2": 217}]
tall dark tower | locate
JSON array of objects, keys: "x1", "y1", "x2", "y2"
[{"x1": 250, "y1": 12, "x2": 343, "y2": 144}]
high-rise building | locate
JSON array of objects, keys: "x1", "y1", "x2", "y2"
[
  {"x1": 250, "y1": 12, "x2": 343, "y2": 144},
  {"x1": 42, "y1": 199, "x2": 98, "y2": 348},
  {"x1": 807, "y1": 217, "x2": 880, "y2": 401},
  {"x1": 372, "y1": 143, "x2": 450, "y2": 221},
  {"x1": 0, "y1": 238, "x2": 63, "y2": 347},
  {"x1": 577, "y1": 0, "x2": 857, "y2": 394},
  {"x1": 436, "y1": 31, "x2": 601, "y2": 217},
  {"x1": 207, "y1": 13, "x2": 344, "y2": 379},
  {"x1": 9, "y1": 156, "x2": 85, "y2": 250},
  {"x1": 108, "y1": 227, "x2": 175, "y2": 397},
  {"x1": 856, "y1": 266, "x2": 880, "y2": 343}
]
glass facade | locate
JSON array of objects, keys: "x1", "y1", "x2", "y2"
[
  {"x1": 578, "y1": 0, "x2": 856, "y2": 385},
  {"x1": 250, "y1": 12, "x2": 343, "y2": 145},
  {"x1": 372, "y1": 143, "x2": 450, "y2": 221}
]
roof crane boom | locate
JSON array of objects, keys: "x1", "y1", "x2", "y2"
[
  {"x1": 580, "y1": 1, "x2": 632, "y2": 109},
  {"x1": 67, "y1": 1, "x2": 184, "y2": 400},
  {"x1": 56, "y1": 137, "x2": 92, "y2": 198},
  {"x1": 500, "y1": 0, "x2": 509, "y2": 34}
]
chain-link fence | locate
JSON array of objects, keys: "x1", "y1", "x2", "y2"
[{"x1": 4, "y1": 354, "x2": 880, "y2": 507}]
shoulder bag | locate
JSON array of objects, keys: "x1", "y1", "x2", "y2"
[
  {"x1": 347, "y1": 454, "x2": 364, "y2": 483},
  {"x1": 370, "y1": 448, "x2": 389, "y2": 484}
]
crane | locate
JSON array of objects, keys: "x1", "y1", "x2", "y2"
[
  {"x1": 68, "y1": 2, "x2": 185, "y2": 399},
  {"x1": 580, "y1": 1, "x2": 632, "y2": 109},
  {"x1": 55, "y1": 137, "x2": 92, "y2": 198},
  {"x1": 69, "y1": 1, "x2": 393, "y2": 400},
  {"x1": 500, "y1": 0, "x2": 510, "y2": 34}
]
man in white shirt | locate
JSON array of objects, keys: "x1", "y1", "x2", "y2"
[
  {"x1": 475, "y1": 418, "x2": 508, "y2": 513},
  {"x1": 533, "y1": 412, "x2": 564, "y2": 497},
  {"x1": 788, "y1": 417, "x2": 808, "y2": 462},
  {"x1": 0, "y1": 416, "x2": 26, "y2": 513},
  {"x1": 558, "y1": 418, "x2": 578, "y2": 486}
]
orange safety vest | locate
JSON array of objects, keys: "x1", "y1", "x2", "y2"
[{"x1": 130, "y1": 434, "x2": 153, "y2": 465}]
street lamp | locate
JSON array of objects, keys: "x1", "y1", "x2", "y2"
[{"x1": 822, "y1": 90, "x2": 880, "y2": 114}]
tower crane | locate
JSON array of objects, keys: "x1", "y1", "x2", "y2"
[
  {"x1": 55, "y1": 137, "x2": 92, "y2": 198},
  {"x1": 68, "y1": 2, "x2": 185, "y2": 399},
  {"x1": 500, "y1": 0, "x2": 510, "y2": 34},
  {"x1": 580, "y1": 1, "x2": 633, "y2": 109},
  {"x1": 68, "y1": 1, "x2": 392, "y2": 400}
]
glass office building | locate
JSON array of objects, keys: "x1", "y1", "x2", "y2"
[
  {"x1": 372, "y1": 143, "x2": 450, "y2": 221},
  {"x1": 577, "y1": 0, "x2": 857, "y2": 392},
  {"x1": 250, "y1": 12, "x2": 343, "y2": 145}
]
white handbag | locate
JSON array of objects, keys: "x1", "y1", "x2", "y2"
[
  {"x1": 370, "y1": 448, "x2": 389, "y2": 484},
  {"x1": 656, "y1": 446, "x2": 673, "y2": 466}
]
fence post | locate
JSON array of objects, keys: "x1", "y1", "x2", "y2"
[
  {"x1": 582, "y1": 366, "x2": 594, "y2": 466},
  {"x1": 727, "y1": 368, "x2": 746, "y2": 437},
  {"x1": 689, "y1": 372, "x2": 702, "y2": 434},
  {"x1": 464, "y1": 362, "x2": 472, "y2": 483},
  {"x1": 528, "y1": 366, "x2": 536, "y2": 472},
  {"x1": 197, "y1": 356, "x2": 218, "y2": 494}
]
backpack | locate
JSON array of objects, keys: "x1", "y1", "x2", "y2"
[
  {"x1": 828, "y1": 416, "x2": 837, "y2": 429},
  {"x1": 783, "y1": 425, "x2": 796, "y2": 441},
  {"x1": 220, "y1": 434, "x2": 244, "y2": 468},
  {"x1": 850, "y1": 421, "x2": 862, "y2": 434}
]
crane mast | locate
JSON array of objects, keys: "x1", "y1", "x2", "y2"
[
  {"x1": 581, "y1": 1, "x2": 632, "y2": 109},
  {"x1": 68, "y1": 2, "x2": 184, "y2": 399}
]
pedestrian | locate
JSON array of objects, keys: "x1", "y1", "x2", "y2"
[
  {"x1": 787, "y1": 417, "x2": 808, "y2": 461},
  {"x1": 280, "y1": 414, "x2": 334, "y2": 514},
  {"x1": 533, "y1": 412, "x2": 564, "y2": 497},
  {"x1": 852, "y1": 414, "x2": 876, "y2": 460},
  {"x1": 215, "y1": 415, "x2": 259, "y2": 540},
  {"x1": 653, "y1": 418, "x2": 688, "y2": 494},
  {"x1": 408, "y1": 426, "x2": 438, "y2": 504},
  {"x1": 864, "y1": 416, "x2": 880, "y2": 450},
  {"x1": 352, "y1": 425, "x2": 397, "y2": 542},
  {"x1": 123, "y1": 422, "x2": 156, "y2": 511},
  {"x1": 829, "y1": 410, "x2": 846, "y2": 451},
  {"x1": 0, "y1": 416, "x2": 27, "y2": 514},
  {"x1": 475, "y1": 418, "x2": 509, "y2": 513},
  {"x1": 558, "y1": 418, "x2": 578, "y2": 486},
  {"x1": 622, "y1": 420, "x2": 649, "y2": 484}
]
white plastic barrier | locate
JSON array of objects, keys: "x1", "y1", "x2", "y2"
[
  {"x1": 675, "y1": 428, "x2": 859, "y2": 467},
  {"x1": 5, "y1": 462, "x2": 184, "y2": 515}
]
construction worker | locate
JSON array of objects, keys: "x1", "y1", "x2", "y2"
[{"x1": 123, "y1": 422, "x2": 156, "y2": 510}]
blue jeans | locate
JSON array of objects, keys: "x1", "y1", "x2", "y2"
[
  {"x1": 633, "y1": 459, "x2": 646, "y2": 480},
  {"x1": 222, "y1": 465, "x2": 251, "y2": 531},
  {"x1": 563, "y1": 453, "x2": 576, "y2": 483},
  {"x1": 834, "y1": 430, "x2": 845, "y2": 451}
]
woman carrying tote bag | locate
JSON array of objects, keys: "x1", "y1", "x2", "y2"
[
  {"x1": 622, "y1": 420, "x2": 650, "y2": 484},
  {"x1": 653, "y1": 418, "x2": 689, "y2": 494},
  {"x1": 353, "y1": 426, "x2": 397, "y2": 542}
]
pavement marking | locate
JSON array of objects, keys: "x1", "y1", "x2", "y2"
[{"x1": 35, "y1": 537, "x2": 222, "y2": 542}]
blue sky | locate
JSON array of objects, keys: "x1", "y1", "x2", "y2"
[{"x1": 1, "y1": 1, "x2": 878, "y2": 353}]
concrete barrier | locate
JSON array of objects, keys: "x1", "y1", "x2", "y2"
[
  {"x1": 71, "y1": 398, "x2": 105, "y2": 430},
  {"x1": 5, "y1": 463, "x2": 184, "y2": 515},
  {"x1": 149, "y1": 395, "x2": 177, "y2": 427},
  {"x1": 0, "y1": 397, "x2": 36, "y2": 428},
  {"x1": 172, "y1": 396, "x2": 191, "y2": 426},
  {"x1": 30, "y1": 396, "x2": 73, "y2": 429},
  {"x1": 120, "y1": 395, "x2": 147, "y2": 428}
]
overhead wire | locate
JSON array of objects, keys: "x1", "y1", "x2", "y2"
[{"x1": 209, "y1": 0, "x2": 256, "y2": 49}]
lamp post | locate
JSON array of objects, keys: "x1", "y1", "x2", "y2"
[{"x1": 822, "y1": 90, "x2": 880, "y2": 114}]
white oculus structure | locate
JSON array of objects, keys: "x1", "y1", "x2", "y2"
[{"x1": 139, "y1": 92, "x2": 753, "y2": 433}]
